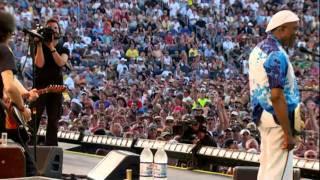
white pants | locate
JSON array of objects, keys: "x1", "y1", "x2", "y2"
[{"x1": 258, "y1": 110, "x2": 293, "y2": 180}]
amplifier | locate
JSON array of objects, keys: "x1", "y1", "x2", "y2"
[{"x1": 0, "y1": 142, "x2": 25, "y2": 178}]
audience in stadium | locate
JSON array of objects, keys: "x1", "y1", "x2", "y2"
[{"x1": 2, "y1": 0, "x2": 319, "y2": 163}]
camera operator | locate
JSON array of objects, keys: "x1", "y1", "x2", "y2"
[{"x1": 30, "y1": 18, "x2": 69, "y2": 146}]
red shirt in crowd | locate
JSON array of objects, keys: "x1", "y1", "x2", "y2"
[{"x1": 127, "y1": 100, "x2": 143, "y2": 109}]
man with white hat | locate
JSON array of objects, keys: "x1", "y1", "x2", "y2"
[{"x1": 248, "y1": 10, "x2": 300, "y2": 180}]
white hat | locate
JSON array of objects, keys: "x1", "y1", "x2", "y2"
[
  {"x1": 231, "y1": 111, "x2": 239, "y2": 116},
  {"x1": 266, "y1": 10, "x2": 299, "y2": 32},
  {"x1": 240, "y1": 129, "x2": 251, "y2": 136},
  {"x1": 120, "y1": 58, "x2": 127, "y2": 62},
  {"x1": 166, "y1": 116, "x2": 174, "y2": 121}
]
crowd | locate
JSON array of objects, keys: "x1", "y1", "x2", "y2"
[{"x1": 1, "y1": 0, "x2": 319, "y2": 164}]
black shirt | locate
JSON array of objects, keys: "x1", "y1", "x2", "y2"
[
  {"x1": 34, "y1": 43, "x2": 69, "y2": 88},
  {"x1": 200, "y1": 134, "x2": 217, "y2": 147}
]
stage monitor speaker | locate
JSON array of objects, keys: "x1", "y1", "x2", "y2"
[
  {"x1": 29, "y1": 146, "x2": 63, "y2": 179},
  {"x1": 233, "y1": 166, "x2": 301, "y2": 180},
  {"x1": 0, "y1": 142, "x2": 25, "y2": 178},
  {"x1": 233, "y1": 166, "x2": 258, "y2": 180},
  {"x1": 87, "y1": 150, "x2": 140, "y2": 180}
]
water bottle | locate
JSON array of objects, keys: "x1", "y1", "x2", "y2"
[
  {"x1": 153, "y1": 148, "x2": 168, "y2": 180},
  {"x1": 140, "y1": 147, "x2": 153, "y2": 180}
]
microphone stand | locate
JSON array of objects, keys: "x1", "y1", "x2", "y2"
[
  {"x1": 18, "y1": 32, "x2": 40, "y2": 175},
  {"x1": 30, "y1": 37, "x2": 37, "y2": 164},
  {"x1": 24, "y1": 35, "x2": 38, "y2": 165}
]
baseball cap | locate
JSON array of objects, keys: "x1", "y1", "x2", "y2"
[
  {"x1": 161, "y1": 131, "x2": 172, "y2": 138},
  {"x1": 266, "y1": 10, "x2": 299, "y2": 32}
]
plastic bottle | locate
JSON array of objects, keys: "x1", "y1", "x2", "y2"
[
  {"x1": 153, "y1": 148, "x2": 168, "y2": 180},
  {"x1": 140, "y1": 147, "x2": 153, "y2": 180}
]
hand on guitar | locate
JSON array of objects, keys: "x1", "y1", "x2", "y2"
[
  {"x1": 27, "y1": 89, "x2": 39, "y2": 102},
  {"x1": 20, "y1": 107, "x2": 32, "y2": 123}
]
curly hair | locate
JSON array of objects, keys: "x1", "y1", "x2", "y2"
[{"x1": 0, "y1": 11, "x2": 15, "y2": 43}]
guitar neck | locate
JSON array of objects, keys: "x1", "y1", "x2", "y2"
[
  {"x1": 22, "y1": 88, "x2": 48, "y2": 99},
  {"x1": 22, "y1": 86, "x2": 65, "y2": 99}
]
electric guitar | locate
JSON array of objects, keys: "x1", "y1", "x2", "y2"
[{"x1": 0, "y1": 85, "x2": 66, "y2": 141}]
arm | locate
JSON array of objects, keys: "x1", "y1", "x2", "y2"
[
  {"x1": 310, "y1": 114, "x2": 319, "y2": 132},
  {"x1": 1, "y1": 70, "x2": 25, "y2": 110},
  {"x1": 35, "y1": 43, "x2": 45, "y2": 68},
  {"x1": 216, "y1": 109, "x2": 224, "y2": 131},
  {"x1": 47, "y1": 37, "x2": 69, "y2": 67},
  {"x1": 305, "y1": 109, "x2": 320, "y2": 132},
  {"x1": 217, "y1": 99, "x2": 229, "y2": 130},
  {"x1": 270, "y1": 88, "x2": 292, "y2": 136},
  {"x1": 13, "y1": 77, "x2": 28, "y2": 95},
  {"x1": 51, "y1": 50, "x2": 68, "y2": 67}
]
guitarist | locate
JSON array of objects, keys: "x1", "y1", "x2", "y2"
[
  {"x1": 30, "y1": 18, "x2": 69, "y2": 146},
  {"x1": 0, "y1": 11, "x2": 39, "y2": 176}
]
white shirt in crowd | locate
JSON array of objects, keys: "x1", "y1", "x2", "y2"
[
  {"x1": 169, "y1": 1, "x2": 180, "y2": 17},
  {"x1": 163, "y1": 55, "x2": 172, "y2": 66},
  {"x1": 249, "y1": 2, "x2": 259, "y2": 13},
  {"x1": 117, "y1": 63, "x2": 128, "y2": 75},
  {"x1": 21, "y1": 10, "x2": 33, "y2": 21},
  {"x1": 242, "y1": 59, "x2": 249, "y2": 75},
  {"x1": 161, "y1": 70, "x2": 172, "y2": 78},
  {"x1": 82, "y1": 36, "x2": 92, "y2": 45},
  {"x1": 20, "y1": 56, "x2": 33, "y2": 68},
  {"x1": 64, "y1": 75, "x2": 75, "y2": 90},
  {"x1": 40, "y1": 7, "x2": 53, "y2": 17},
  {"x1": 63, "y1": 41, "x2": 75, "y2": 55},
  {"x1": 223, "y1": 40, "x2": 235, "y2": 51},
  {"x1": 4, "y1": 5, "x2": 15, "y2": 15},
  {"x1": 59, "y1": 19, "x2": 69, "y2": 31},
  {"x1": 137, "y1": 63, "x2": 146, "y2": 73}
]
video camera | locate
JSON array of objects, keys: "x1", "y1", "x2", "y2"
[
  {"x1": 37, "y1": 27, "x2": 55, "y2": 43},
  {"x1": 22, "y1": 26, "x2": 56, "y2": 43}
]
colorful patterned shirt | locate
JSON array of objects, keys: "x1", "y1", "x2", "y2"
[{"x1": 249, "y1": 34, "x2": 300, "y2": 124}]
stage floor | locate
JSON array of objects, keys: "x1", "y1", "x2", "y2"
[{"x1": 61, "y1": 143, "x2": 232, "y2": 180}]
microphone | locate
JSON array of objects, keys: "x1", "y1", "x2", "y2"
[
  {"x1": 299, "y1": 46, "x2": 320, "y2": 57},
  {"x1": 22, "y1": 28, "x2": 43, "y2": 40}
]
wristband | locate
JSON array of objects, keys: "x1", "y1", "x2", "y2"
[{"x1": 51, "y1": 49, "x2": 57, "y2": 53}]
